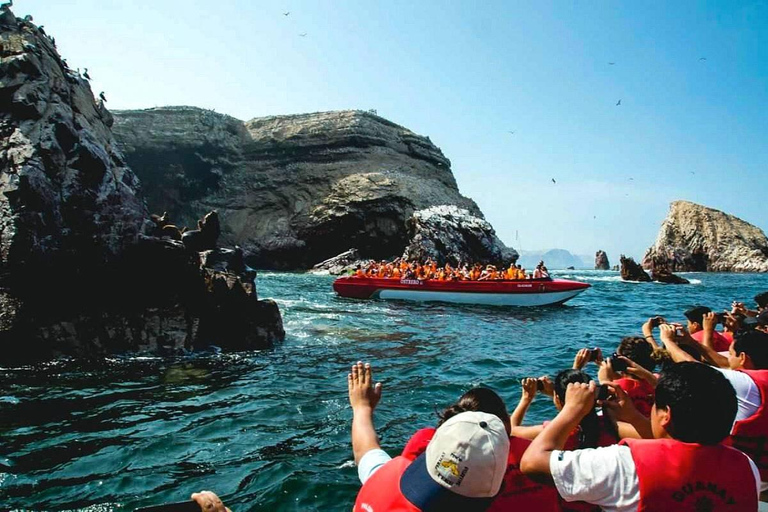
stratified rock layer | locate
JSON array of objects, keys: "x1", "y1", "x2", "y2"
[
  {"x1": 112, "y1": 108, "x2": 486, "y2": 269},
  {"x1": 402, "y1": 205, "x2": 518, "y2": 266},
  {"x1": 0, "y1": 11, "x2": 283, "y2": 362},
  {"x1": 595, "y1": 250, "x2": 610, "y2": 270},
  {"x1": 643, "y1": 201, "x2": 768, "y2": 272}
]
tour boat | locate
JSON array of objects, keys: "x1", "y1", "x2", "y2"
[{"x1": 332, "y1": 276, "x2": 590, "y2": 307}]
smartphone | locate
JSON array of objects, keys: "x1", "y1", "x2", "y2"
[
  {"x1": 611, "y1": 353, "x2": 628, "y2": 372},
  {"x1": 536, "y1": 379, "x2": 545, "y2": 391},
  {"x1": 596, "y1": 384, "x2": 612, "y2": 401},
  {"x1": 587, "y1": 348, "x2": 600, "y2": 362}
]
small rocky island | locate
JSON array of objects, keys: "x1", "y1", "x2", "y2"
[
  {"x1": 643, "y1": 200, "x2": 768, "y2": 272},
  {"x1": 0, "y1": 10, "x2": 284, "y2": 362}
]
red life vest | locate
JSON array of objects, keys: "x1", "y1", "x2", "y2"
[
  {"x1": 622, "y1": 438, "x2": 757, "y2": 511},
  {"x1": 729, "y1": 369, "x2": 768, "y2": 482},
  {"x1": 613, "y1": 378, "x2": 655, "y2": 417},
  {"x1": 691, "y1": 329, "x2": 731, "y2": 352},
  {"x1": 353, "y1": 456, "x2": 421, "y2": 512},
  {"x1": 400, "y1": 428, "x2": 560, "y2": 511}
]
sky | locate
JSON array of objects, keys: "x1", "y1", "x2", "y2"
[{"x1": 18, "y1": 0, "x2": 768, "y2": 261}]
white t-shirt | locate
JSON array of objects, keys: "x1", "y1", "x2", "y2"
[
  {"x1": 714, "y1": 368, "x2": 761, "y2": 423},
  {"x1": 357, "y1": 449, "x2": 392, "y2": 484},
  {"x1": 550, "y1": 445, "x2": 761, "y2": 512}
]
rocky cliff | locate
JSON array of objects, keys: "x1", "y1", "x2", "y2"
[
  {"x1": 595, "y1": 250, "x2": 610, "y2": 270},
  {"x1": 642, "y1": 201, "x2": 768, "y2": 272},
  {"x1": 0, "y1": 10, "x2": 283, "y2": 362},
  {"x1": 112, "y1": 108, "x2": 489, "y2": 269}
]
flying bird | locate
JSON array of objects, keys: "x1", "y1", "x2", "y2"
[
  {"x1": 699, "y1": 57, "x2": 707, "y2": 61},
  {"x1": 629, "y1": 177, "x2": 634, "y2": 181},
  {"x1": 616, "y1": 99, "x2": 621, "y2": 106},
  {"x1": 83, "y1": 68, "x2": 90, "y2": 80},
  {"x1": 608, "y1": 62, "x2": 615, "y2": 65},
  {"x1": 299, "y1": 32, "x2": 307, "y2": 37},
  {"x1": 99, "y1": 91, "x2": 107, "y2": 102},
  {"x1": 507, "y1": 130, "x2": 515, "y2": 135},
  {"x1": 551, "y1": 178, "x2": 556, "y2": 184},
  {"x1": 283, "y1": 11, "x2": 290, "y2": 16}
]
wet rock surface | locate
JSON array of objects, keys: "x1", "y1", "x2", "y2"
[
  {"x1": 0, "y1": 11, "x2": 283, "y2": 362},
  {"x1": 595, "y1": 250, "x2": 610, "y2": 270},
  {"x1": 620, "y1": 255, "x2": 652, "y2": 282},
  {"x1": 643, "y1": 201, "x2": 768, "y2": 272},
  {"x1": 112, "y1": 108, "x2": 493, "y2": 269},
  {"x1": 401, "y1": 205, "x2": 518, "y2": 266},
  {"x1": 310, "y1": 248, "x2": 364, "y2": 275}
]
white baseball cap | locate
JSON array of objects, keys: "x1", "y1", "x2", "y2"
[{"x1": 400, "y1": 411, "x2": 510, "y2": 510}]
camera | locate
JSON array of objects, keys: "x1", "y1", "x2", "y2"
[
  {"x1": 610, "y1": 353, "x2": 628, "y2": 372},
  {"x1": 650, "y1": 316, "x2": 666, "y2": 328},
  {"x1": 714, "y1": 312, "x2": 726, "y2": 324},
  {"x1": 587, "y1": 348, "x2": 601, "y2": 362},
  {"x1": 596, "y1": 384, "x2": 612, "y2": 401},
  {"x1": 536, "y1": 379, "x2": 545, "y2": 392}
]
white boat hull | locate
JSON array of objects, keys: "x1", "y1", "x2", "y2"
[{"x1": 375, "y1": 288, "x2": 587, "y2": 306}]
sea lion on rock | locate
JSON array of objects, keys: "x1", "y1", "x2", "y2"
[
  {"x1": 150, "y1": 211, "x2": 183, "y2": 240},
  {"x1": 182, "y1": 211, "x2": 221, "y2": 252}
]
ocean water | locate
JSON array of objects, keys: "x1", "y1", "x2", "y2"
[{"x1": 2, "y1": 270, "x2": 767, "y2": 511}]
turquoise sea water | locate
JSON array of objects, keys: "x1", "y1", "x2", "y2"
[{"x1": 2, "y1": 270, "x2": 768, "y2": 511}]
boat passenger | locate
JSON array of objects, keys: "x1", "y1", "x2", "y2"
[
  {"x1": 598, "y1": 338, "x2": 657, "y2": 417},
  {"x1": 685, "y1": 305, "x2": 731, "y2": 352},
  {"x1": 400, "y1": 387, "x2": 561, "y2": 511},
  {"x1": 521, "y1": 362, "x2": 759, "y2": 511},
  {"x1": 349, "y1": 362, "x2": 510, "y2": 512},
  {"x1": 660, "y1": 325, "x2": 768, "y2": 491}
]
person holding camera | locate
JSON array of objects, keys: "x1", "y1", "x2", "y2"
[
  {"x1": 660, "y1": 325, "x2": 768, "y2": 492},
  {"x1": 511, "y1": 370, "x2": 618, "y2": 512},
  {"x1": 684, "y1": 305, "x2": 731, "y2": 352},
  {"x1": 520, "y1": 362, "x2": 760, "y2": 511},
  {"x1": 597, "y1": 338, "x2": 658, "y2": 417}
]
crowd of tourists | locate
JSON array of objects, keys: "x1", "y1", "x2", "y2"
[
  {"x1": 345, "y1": 292, "x2": 768, "y2": 511},
  {"x1": 185, "y1": 292, "x2": 768, "y2": 512},
  {"x1": 352, "y1": 258, "x2": 551, "y2": 281}
]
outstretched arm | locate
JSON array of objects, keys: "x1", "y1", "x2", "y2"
[
  {"x1": 349, "y1": 361, "x2": 383, "y2": 465},
  {"x1": 511, "y1": 378, "x2": 538, "y2": 427},
  {"x1": 520, "y1": 381, "x2": 597, "y2": 482}
]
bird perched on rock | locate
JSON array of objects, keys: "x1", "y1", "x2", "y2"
[
  {"x1": 51, "y1": 36, "x2": 56, "y2": 48},
  {"x1": 99, "y1": 91, "x2": 107, "y2": 102},
  {"x1": 23, "y1": 14, "x2": 31, "y2": 21},
  {"x1": 83, "y1": 68, "x2": 91, "y2": 80}
]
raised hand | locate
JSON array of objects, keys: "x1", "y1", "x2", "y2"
[{"x1": 348, "y1": 361, "x2": 383, "y2": 412}]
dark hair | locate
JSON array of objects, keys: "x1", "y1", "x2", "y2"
[
  {"x1": 684, "y1": 306, "x2": 711, "y2": 326},
  {"x1": 755, "y1": 291, "x2": 768, "y2": 309},
  {"x1": 437, "y1": 387, "x2": 510, "y2": 433},
  {"x1": 655, "y1": 362, "x2": 736, "y2": 445},
  {"x1": 617, "y1": 337, "x2": 656, "y2": 372},
  {"x1": 554, "y1": 369, "x2": 617, "y2": 448},
  {"x1": 734, "y1": 329, "x2": 768, "y2": 369}
]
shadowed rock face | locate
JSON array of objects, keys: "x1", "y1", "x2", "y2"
[
  {"x1": 643, "y1": 201, "x2": 768, "y2": 272},
  {"x1": 620, "y1": 255, "x2": 652, "y2": 282},
  {"x1": 0, "y1": 11, "x2": 283, "y2": 362},
  {"x1": 112, "y1": 108, "x2": 485, "y2": 269}
]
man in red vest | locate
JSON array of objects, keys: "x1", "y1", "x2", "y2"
[
  {"x1": 520, "y1": 361, "x2": 760, "y2": 511},
  {"x1": 660, "y1": 324, "x2": 768, "y2": 494},
  {"x1": 349, "y1": 361, "x2": 510, "y2": 511}
]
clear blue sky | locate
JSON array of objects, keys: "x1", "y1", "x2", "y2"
[{"x1": 21, "y1": 0, "x2": 768, "y2": 261}]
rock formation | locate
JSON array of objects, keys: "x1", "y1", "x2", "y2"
[
  {"x1": 0, "y1": 11, "x2": 283, "y2": 362},
  {"x1": 112, "y1": 108, "x2": 491, "y2": 269},
  {"x1": 595, "y1": 250, "x2": 610, "y2": 270},
  {"x1": 643, "y1": 201, "x2": 768, "y2": 272},
  {"x1": 620, "y1": 255, "x2": 652, "y2": 282},
  {"x1": 310, "y1": 248, "x2": 363, "y2": 275},
  {"x1": 401, "y1": 205, "x2": 518, "y2": 266},
  {"x1": 650, "y1": 261, "x2": 690, "y2": 285}
]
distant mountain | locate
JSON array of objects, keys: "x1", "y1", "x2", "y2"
[{"x1": 517, "y1": 249, "x2": 589, "y2": 270}]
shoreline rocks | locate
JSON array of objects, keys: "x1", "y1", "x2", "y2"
[
  {"x1": 643, "y1": 201, "x2": 768, "y2": 272},
  {"x1": 0, "y1": 10, "x2": 284, "y2": 362},
  {"x1": 620, "y1": 255, "x2": 652, "y2": 282}
]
